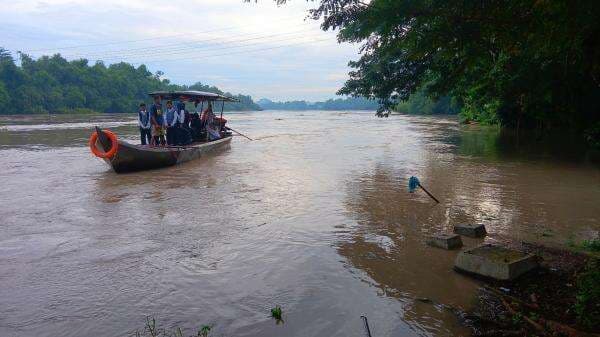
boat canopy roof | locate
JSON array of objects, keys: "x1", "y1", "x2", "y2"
[{"x1": 148, "y1": 90, "x2": 238, "y2": 102}]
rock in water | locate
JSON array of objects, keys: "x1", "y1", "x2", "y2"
[
  {"x1": 427, "y1": 233, "x2": 463, "y2": 250},
  {"x1": 453, "y1": 224, "x2": 487, "y2": 238}
]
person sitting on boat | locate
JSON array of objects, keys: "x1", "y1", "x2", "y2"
[
  {"x1": 201, "y1": 102, "x2": 220, "y2": 141},
  {"x1": 165, "y1": 100, "x2": 179, "y2": 146},
  {"x1": 138, "y1": 103, "x2": 151, "y2": 145},
  {"x1": 150, "y1": 96, "x2": 166, "y2": 146},
  {"x1": 189, "y1": 112, "x2": 203, "y2": 142}
]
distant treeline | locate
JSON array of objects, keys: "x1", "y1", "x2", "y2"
[
  {"x1": 0, "y1": 48, "x2": 260, "y2": 115},
  {"x1": 257, "y1": 97, "x2": 378, "y2": 110}
]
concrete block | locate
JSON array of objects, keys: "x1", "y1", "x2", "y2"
[
  {"x1": 427, "y1": 233, "x2": 463, "y2": 250},
  {"x1": 453, "y1": 223, "x2": 487, "y2": 238},
  {"x1": 454, "y1": 244, "x2": 539, "y2": 281}
]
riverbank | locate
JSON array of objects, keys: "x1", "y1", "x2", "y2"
[{"x1": 464, "y1": 241, "x2": 599, "y2": 336}]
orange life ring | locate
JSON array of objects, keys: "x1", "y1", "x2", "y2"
[{"x1": 89, "y1": 130, "x2": 118, "y2": 159}]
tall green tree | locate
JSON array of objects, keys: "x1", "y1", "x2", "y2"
[{"x1": 272, "y1": 0, "x2": 600, "y2": 135}]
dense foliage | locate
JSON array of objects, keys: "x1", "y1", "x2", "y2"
[
  {"x1": 394, "y1": 88, "x2": 459, "y2": 115},
  {"x1": 273, "y1": 0, "x2": 600, "y2": 138},
  {"x1": 257, "y1": 97, "x2": 378, "y2": 110},
  {"x1": 0, "y1": 48, "x2": 260, "y2": 114}
]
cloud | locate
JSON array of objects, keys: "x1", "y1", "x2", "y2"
[{"x1": 0, "y1": 0, "x2": 362, "y2": 101}]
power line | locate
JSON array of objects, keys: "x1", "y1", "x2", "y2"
[
  {"x1": 67, "y1": 31, "x2": 326, "y2": 63},
  {"x1": 20, "y1": 15, "x2": 309, "y2": 53},
  {"x1": 133, "y1": 38, "x2": 331, "y2": 64},
  {"x1": 62, "y1": 24, "x2": 319, "y2": 60},
  {"x1": 21, "y1": 27, "x2": 237, "y2": 53},
  {"x1": 91, "y1": 37, "x2": 331, "y2": 65}
]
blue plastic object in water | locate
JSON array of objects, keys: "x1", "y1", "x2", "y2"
[{"x1": 408, "y1": 176, "x2": 420, "y2": 192}]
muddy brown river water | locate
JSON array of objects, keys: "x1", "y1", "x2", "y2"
[{"x1": 0, "y1": 112, "x2": 599, "y2": 337}]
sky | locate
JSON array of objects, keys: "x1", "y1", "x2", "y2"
[{"x1": 0, "y1": 0, "x2": 363, "y2": 101}]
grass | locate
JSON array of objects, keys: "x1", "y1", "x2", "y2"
[
  {"x1": 134, "y1": 316, "x2": 213, "y2": 337},
  {"x1": 564, "y1": 238, "x2": 600, "y2": 330},
  {"x1": 134, "y1": 305, "x2": 286, "y2": 335},
  {"x1": 581, "y1": 238, "x2": 600, "y2": 253},
  {"x1": 574, "y1": 258, "x2": 600, "y2": 330},
  {"x1": 199, "y1": 325, "x2": 212, "y2": 337},
  {"x1": 567, "y1": 237, "x2": 600, "y2": 256}
]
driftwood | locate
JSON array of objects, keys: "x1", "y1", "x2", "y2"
[
  {"x1": 498, "y1": 297, "x2": 546, "y2": 333},
  {"x1": 488, "y1": 286, "x2": 599, "y2": 337},
  {"x1": 483, "y1": 285, "x2": 539, "y2": 310}
]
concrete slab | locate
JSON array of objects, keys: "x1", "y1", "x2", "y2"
[
  {"x1": 427, "y1": 233, "x2": 463, "y2": 250},
  {"x1": 453, "y1": 223, "x2": 487, "y2": 238},
  {"x1": 454, "y1": 244, "x2": 539, "y2": 281}
]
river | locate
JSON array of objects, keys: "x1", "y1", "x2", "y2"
[{"x1": 0, "y1": 111, "x2": 598, "y2": 337}]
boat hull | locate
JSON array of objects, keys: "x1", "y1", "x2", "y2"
[{"x1": 95, "y1": 136, "x2": 232, "y2": 173}]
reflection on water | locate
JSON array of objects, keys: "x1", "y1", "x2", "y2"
[{"x1": 0, "y1": 112, "x2": 598, "y2": 337}]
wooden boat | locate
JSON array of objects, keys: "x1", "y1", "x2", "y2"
[
  {"x1": 90, "y1": 90, "x2": 237, "y2": 173},
  {"x1": 93, "y1": 127, "x2": 232, "y2": 173}
]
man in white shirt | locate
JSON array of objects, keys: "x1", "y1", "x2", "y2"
[
  {"x1": 176, "y1": 101, "x2": 192, "y2": 145},
  {"x1": 165, "y1": 100, "x2": 179, "y2": 146}
]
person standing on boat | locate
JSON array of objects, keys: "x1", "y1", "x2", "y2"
[
  {"x1": 165, "y1": 100, "x2": 179, "y2": 146},
  {"x1": 138, "y1": 103, "x2": 151, "y2": 145},
  {"x1": 150, "y1": 95, "x2": 166, "y2": 146},
  {"x1": 177, "y1": 101, "x2": 188, "y2": 128}
]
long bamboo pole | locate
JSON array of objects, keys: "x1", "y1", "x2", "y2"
[
  {"x1": 226, "y1": 127, "x2": 253, "y2": 141},
  {"x1": 419, "y1": 183, "x2": 440, "y2": 203}
]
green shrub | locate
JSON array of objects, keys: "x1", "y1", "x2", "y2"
[
  {"x1": 270, "y1": 306, "x2": 283, "y2": 322},
  {"x1": 581, "y1": 238, "x2": 600, "y2": 253},
  {"x1": 574, "y1": 259, "x2": 600, "y2": 329},
  {"x1": 584, "y1": 122, "x2": 600, "y2": 149}
]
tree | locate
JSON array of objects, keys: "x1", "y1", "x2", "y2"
[
  {"x1": 63, "y1": 86, "x2": 86, "y2": 109},
  {"x1": 270, "y1": 0, "x2": 600, "y2": 137},
  {"x1": 0, "y1": 82, "x2": 9, "y2": 112},
  {"x1": 0, "y1": 49, "x2": 261, "y2": 114},
  {"x1": 0, "y1": 48, "x2": 13, "y2": 63}
]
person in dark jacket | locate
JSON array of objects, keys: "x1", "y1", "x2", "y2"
[
  {"x1": 189, "y1": 112, "x2": 203, "y2": 142},
  {"x1": 137, "y1": 103, "x2": 151, "y2": 145}
]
